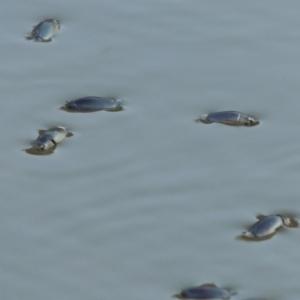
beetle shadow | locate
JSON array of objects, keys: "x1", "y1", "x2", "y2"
[
  {"x1": 106, "y1": 106, "x2": 124, "y2": 112},
  {"x1": 23, "y1": 146, "x2": 56, "y2": 156},
  {"x1": 235, "y1": 232, "x2": 276, "y2": 242}
]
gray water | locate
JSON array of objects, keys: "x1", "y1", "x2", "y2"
[{"x1": 1, "y1": 0, "x2": 300, "y2": 299}]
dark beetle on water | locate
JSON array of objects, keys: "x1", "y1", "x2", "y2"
[
  {"x1": 30, "y1": 126, "x2": 72, "y2": 151},
  {"x1": 27, "y1": 19, "x2": 60, "y2": 42},
  {"x1": 196, "y1": 111, "x2": 259, "y2": 126},
  {"x1": 63, "y1": 96, "x2": 125, "y2": 112},
  {"x1": 241, "y1": 214, "x2": 298, "y2": 240},
  {"x1": 173, "y1": 284, "x2": 236, "y2": 300}
]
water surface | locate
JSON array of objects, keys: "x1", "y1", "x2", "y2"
[{"x1": 1, "y1": 1, "x2": 300, "y2": 299}]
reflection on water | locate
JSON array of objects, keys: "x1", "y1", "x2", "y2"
[
  {"x1": 236, "y1": 232, "x2": 277, "y2": 242},
  {"x1": 24, "y1": 146, "x2": 57, "y2": 156}
]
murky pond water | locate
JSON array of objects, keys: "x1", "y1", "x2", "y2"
[{"x1": 1, "y1": 1, "x2": 300, "y2": 299}]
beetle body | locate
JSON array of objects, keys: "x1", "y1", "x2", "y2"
[
  {"x1": 197, "y1": 111, "x2": 259, "y2": 126},
  {"x1": 31, "y1": 126, "x2": 68, "y2": 150},
  {"x1": 243, "y1": 215, "x2": 283, "y2": 238},
  {"x1": 64, "y1": 96, "x2": 124, "y2": 112},
  {"x1": 174, "y1": 284, "x2": 236, "y2": 300},
  {"x1": 27, "y1": 19, "x2": 60, "y2": 42}
]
